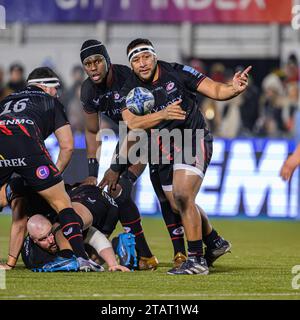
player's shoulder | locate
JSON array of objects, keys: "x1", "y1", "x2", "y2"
[
  {"x1": 158, "y1": 60, "x2": 185, "y2": 72},
  {"x1": 112, "y1": 64, "x2": 132, "y2": 85},
  {"x1": 81, "y1": 77, "x2": 95, "y2": 93},
  {"x1": 120, "y1": 70, "x2": 139, "y2": 94},
  {"x1": 112, "y1": 64, "x2": 131, "y2": 75},
  {"x1": 158, "y1": 60, "x2": 177, "y2": 69},
  {"x1": 81, "y1": 77, "x2": 97, "y2": 102}
]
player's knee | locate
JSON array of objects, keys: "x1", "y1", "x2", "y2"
[
  {"x1": 51, "y1": 196, "x2": 72, "y2": 213},
  {"x1": 173, "y1": 192, "x2": 192, "y2": 212},
  {"x1": 114, "y1": 173, "x2": 134, "y2": 204}
]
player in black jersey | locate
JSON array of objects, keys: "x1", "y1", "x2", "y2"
[
  {"x1": 0, "y1": 67, "x2": 96, "y2": 270},
  {"x1": 23, "y1": 214, "x2": 129, "y2": 272},
  {"x1": 80, "y1": 39, "x2": 188, "y2": 268},
  {"x1": 121, "y1": 39, "x2": 251, "y2": 275},
  {"x1": 0, "y1": 177, "x2": 129, "y2": 271}
]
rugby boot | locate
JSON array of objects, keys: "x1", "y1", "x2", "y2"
[
  {"x1": 173, "y1": 252, "x2": 187, "y2": 268},
  {"x1": 138, "y1": 256, "x2": 159, "y2": 271},
  {"x1": 204, "y1": 237, "x2": 232, "y2": 267},
  {"x1": 167, "y1": 256, "x2": 209, "y2": 275}
]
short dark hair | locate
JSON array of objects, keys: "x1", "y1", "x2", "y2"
[
  {"x1": 9, "y1": 63, "x2": 24, "y2": 74},
  {"x1": 27, "y1": 67, "x2": 59, "y2": 82},
  {"x1": 126, "y1": 38, "x2": 154, "y2": 55}
]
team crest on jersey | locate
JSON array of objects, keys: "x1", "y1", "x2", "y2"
[
  {"x1": 166, "y1": 82, "x2": 175, "y2": 91},
  {"x1": 114, "y1": 93, "x2": 120, "y2": 100},
  {"x1": 36, "y1": 165, "x2": 50, "y2": 180},
  {"x1": 172, "y1": 226, "x2": 184, "y2": 236}
]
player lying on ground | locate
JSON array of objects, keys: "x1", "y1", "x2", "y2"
[
  {"x1": 0, "y1": 176, "x2": 151, "y2": 270},
  {"x1": 22, "y1": 214, "x2": 129, "y2": 272}
]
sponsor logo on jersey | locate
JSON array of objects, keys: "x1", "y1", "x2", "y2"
[
  {"x1": 0, "y1": 157, "x2": 27, "y2": 167},
  {"x1": 93, "y1": 98, "x2": 100, "y2": 105},
  {"x1": 101, "y1": 190, "x2": 118, "y2": 207},
  {"x1": 63, "y1": 227, "x2": 73, "y2": 237},
  {"x1": 166, "y1": 82, "x2": 175, "y2": 91},
  {"x1": 0, "y1": 119, "x2": 34, "y2": 125},
  {"x1": 87, "y1": 197, "x2": 96, "y2": 204},
  {"x1": 183, "y1": 65, "x2": 201, "y2": 77},
  {"x1": 172, "y1": 226, "x2": 184, "y2": 236},
  {"x1": 36, "y1": 165, "x2": 50, "y2": 180}
]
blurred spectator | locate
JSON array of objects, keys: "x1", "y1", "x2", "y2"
[
  {"x1": 63, "y1": 65, "x2": 85, "y2": 107},
  {"x1": 215, "y1": 68, "x2": 242, "y2": 138},
  {"x1": 189, "y1": 58, "x2": 207, "y2": 74},
  {"x1": 239, "y1": 75, "x2": 260, "y2": 136},
  {"x1": 6, "y1": 63, "x2": 26, "y2": 93},
  {"x1": 209, "y1": 63, "x2": 225, "y2": 82},
  {"x1": 0, "y1": 66, "x2": 11, "y2": 101},
  {"x1": 255, "y1": 72, "x2": 286, "y2": 137},
  {"x1": 201, "y1": 98, "x2": 221, "y2": 135},
  {"x1": 66, "y1": 82, "x2": 85, "y2": 133},
  {"x1": 282, "y1": 81, "x2": 298, "y2": 135},
  {"x1": 217, "y1": 95, "x2": 243, "y2": 138},
  {"x1": 284, "y1": 54, "x2": 299, "y2": 84}
]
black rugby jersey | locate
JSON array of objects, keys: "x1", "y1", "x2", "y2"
[
  {"x1": 81, "y1": 64, "x2": 131, "y2": 124},
  {"x1": 0, "y1": 86, "x2": 69, "y2": 140},
  {"x1": 121, "y1": 60, "x2": 208, "y2": 131},
  {"x1": 5, "y1": 178, "x2": 116, "y2": 227},
  {"x1": 69, "y1": 184, "x2": 118, "y2": 230},
  {"x1": 21, "y1": 235, "x2": 57, "y2": 269}
]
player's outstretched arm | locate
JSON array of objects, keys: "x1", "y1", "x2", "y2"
[
  {"x1": 85, "y1": 227, "x2": 130, "y2": 272},
  {"x1": 54, "y1": 124, "x2": 74, "y2": 173},
  {"x1": 1, "y1": 197, "x2": 28, "y2": 270},
  {"x1": 280, "y1": 144, "x2": 300, "y2": 181},
  {"x1": 122, "y1": 99, "x2": 186, "y2": 130},
  {"x1": 198, "y1": 66, "x2": 252, "y2": 101}
]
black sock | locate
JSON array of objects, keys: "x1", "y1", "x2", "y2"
[
  {"x1": 117, "y1": 199, "x2": 152, "y2": 258},
  {"x1": 187, "y1": 240, "x2": 203, "y2": 258},
  {"x1": 149, "y1": 167, "x2": 186, "y2": 256},
  {"x1": 160, "y1": 201, "x2": 186, "y2": 256},
  {"x1": 58, "y1": 208, "x2": 88, "y2": 259},
  {"x1": 203, "y1": 229, "x2": 220, "y2": 249}
]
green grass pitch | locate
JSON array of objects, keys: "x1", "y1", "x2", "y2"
[{"x1": 1, "y1": 215, "x2": 300, "y2": 300}]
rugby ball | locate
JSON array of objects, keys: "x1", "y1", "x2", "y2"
[{"x1": 126, "y1": 87, "x2": 155, "y2": 115}]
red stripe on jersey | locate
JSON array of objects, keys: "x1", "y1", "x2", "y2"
[
  {"x1": 0, "y1": 125, "x2": 13, "y2": 135},
  {"x1": 16, "y1": 122, "x2": 31, "y2": 137},
  {"x1": 49, "y1": 164, "x2": 59, "y2": 173}
]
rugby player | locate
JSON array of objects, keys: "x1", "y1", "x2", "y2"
[
  {"x1": 0, "y1": 176, "x2": 142, "y2": 271},
  {"x1": 80, "y1": 39, "x2": 187, "y2": 267},
  {"x1": 121, "y1": 38, "x2": 250, "y2": 275},
  {"x1": 0, "y1": 67, "x2": 97, "y2": 269},
  {"x1": 23, "y1": 214, "x2": 129, "y2": 272}
]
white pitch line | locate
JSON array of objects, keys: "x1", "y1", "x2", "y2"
[{"x1": 1, "y1": 292, "x2": 300, "y2": 299}]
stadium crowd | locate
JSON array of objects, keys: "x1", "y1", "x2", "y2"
[{"x1": 1, "y1": 56, "x2": 298, "y2": 138}]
